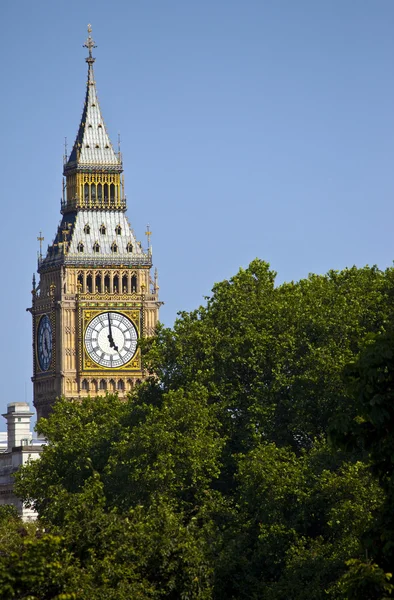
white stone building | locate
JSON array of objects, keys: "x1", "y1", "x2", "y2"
[{"x1": 0, "y1": 403, "x2": 44, "y2": 520}]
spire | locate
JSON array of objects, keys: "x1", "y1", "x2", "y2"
[{"x1": 64, "y1": 25, "x2": 122, "y2": 173}]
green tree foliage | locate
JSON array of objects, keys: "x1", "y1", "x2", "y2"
[
  {"x1": 12, "y1": 260, "x2": 394, "y2": 598},
  {"x1": 0, "y1": 508, "x2": 79, "y2": 600},
  {"x1": 15, "y1": 390, "x2": 221, "y2": 598},
  {"x1": 143, "y1": 259, "x2": 394, "y2": 453},
  {"x1": 330, "y1": 329, "x2": 394, "y2": 596}
]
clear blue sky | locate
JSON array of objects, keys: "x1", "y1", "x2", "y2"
[{"x1": 1, "y1": 0, "x2": 394, "y2": 420}]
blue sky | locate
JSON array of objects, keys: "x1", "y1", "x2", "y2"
[{"x1": 1, "y1": 0, "x2": 394, "y2": 420}]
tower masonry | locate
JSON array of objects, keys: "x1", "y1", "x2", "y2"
[{"x1": 29, "y1": 26, "x2": 161, "y2": 420}]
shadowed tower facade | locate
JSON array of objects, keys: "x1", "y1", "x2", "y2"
[{"x1": 30, "y1": 26, "x2": 161, "y2": 420}]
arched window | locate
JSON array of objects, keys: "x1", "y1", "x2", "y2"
[
  {"x1": 100, "y1": 224, "x2": 106, "y2": 235},
  {"x1": 95, "y1": 273, "x2": 102, "y2": 293},
  {"x1": 103, "y1": 183, "x2": 108, "y2": 203},
  {"x1": 99, "y1": 379, "x2": 107, "y2": 391},
  {"x1": 111, "y1": 242, "x2": 118, "y2": 253},
  {"x1": 91, "y1": 184, "x2": 96, "y2": 202},
  {"x1": 118, "y1": 380, "x2": 124, "y2": 391},
  {"x1": 131, "y1": 275, "x2": 137, "y2": 292},
  {"x1": 122, "y1": 275, "x2": 128, "y2": 293},
  {"x1": 84, "y1": 183, "x2": 89, "y2": 202},
  {"x1": 127, "y1": 379, "x2": 133, "y2": 391},
  {"x1": 113, "y1": 274, "x2": 119, "y2": 293},
  {"x1": 86, "y1": 274, "x2": 92, "y2": 293},
  {"x1": 110, "y1": 183, "x2": 115, "y2": 204},
  {"x1": 109, "y1": 379, "x2": 116, "y2": 392},
  {"x1": 91, "y1": 379, "x2": 98, "y2": 393},
  {"x1": 82, "y1": 379, "x2": 89, "y2": 391},
  {"x1": 77, "y1": 273, "x2": 83, "y2": 292},
  {"x1": 104, "y1": 274, "x2": 110, "y2": 292},
  {"x1": 77, "y1": 242, "x2": 84, "y2": 253},
  {"x1": 93, "y1": 242, "x2": 100, "y2": 253},
  {"x1": 84, "y1": 224, "x2": 90, "y2": 234},
  {"x1": 97, "y1": 183, "x2": 102, "y2": 203},
  {"x1": 115, "y1": 225, "x2": 122, "y2": 235},
  {"x1": 126, "y1": 242, "x2": 133, "y2": 253}
]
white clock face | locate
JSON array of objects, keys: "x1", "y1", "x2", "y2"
[{"x1": 84, "y1": 311, "x2": 138, "y2": 368}]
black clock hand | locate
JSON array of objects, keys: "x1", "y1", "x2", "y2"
[
  {"x1": 107, "y1": 313, "x2": 114, "y2": 346},
  {"x1": 44, "y1": 337, "x2": 48, "y2": 353},
  {"x1": 107, "y1": 314, "x2": 119, "y2": 352}
]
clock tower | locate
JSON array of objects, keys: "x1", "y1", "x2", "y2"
[{"x1": 30, "y1": 27, "x2": 161, "y2": 420}]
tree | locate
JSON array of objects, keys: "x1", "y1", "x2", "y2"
[
  {"x1": 16, "y1": 260, "x2": 394, "y2": 598},
  {"x1": 16, "y1": 388, "x2": 223, "y2": 598},
  {"x1": 0, "y1": 507, "x2": 80, "y2": 600}
]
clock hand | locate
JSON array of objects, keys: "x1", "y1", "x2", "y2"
[
  {"x1": 107, "y1": 314, "x2": 119, "y2": 352},
  {"x1": 107, "y1": 313, "x2": 115, "y2": 346}
]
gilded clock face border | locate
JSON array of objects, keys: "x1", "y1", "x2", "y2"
[{"x1": 79, "y1": 305, "x2": 142, "y2": 373}]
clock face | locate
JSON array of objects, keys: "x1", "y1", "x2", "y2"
[
  {"x1": 37, "y1": 315, "x2": 53, "y2": 372},
  {"x1": 84, "y1": 311, "x2": 138, "y2": 368}
]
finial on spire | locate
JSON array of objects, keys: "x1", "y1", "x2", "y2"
[
  {"x1": 145, "y1": 224, "x2": 152, "y2": 250},
  {"x1": 37, "y1": 232, "x2": 44, "y2": 261},
  {"x1": 83, "y1": 24, "x2": 97, "y2": 64}
]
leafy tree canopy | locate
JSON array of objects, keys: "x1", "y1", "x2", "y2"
[{"x1": 11, "y1": 259, "x2": 394, "y2": 598}]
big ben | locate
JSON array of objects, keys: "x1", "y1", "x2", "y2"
[{"x1": 30, "y1": 26, "x2": 161, "y2": 420}]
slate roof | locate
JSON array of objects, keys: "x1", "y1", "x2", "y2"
[
  {"x1": 68, "y1": 211, "x2": 142, "y2": 257},
  {"x1": 39, "y1": 210, "x2": 152, "y2": 272},
  {"x1": 65, "y1": 58, "x2": 121, "y2": 172}
]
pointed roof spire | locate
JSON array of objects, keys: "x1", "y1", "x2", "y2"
[{"x1": 64, "y1": 25, "x2": 122, "y2": 173}]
